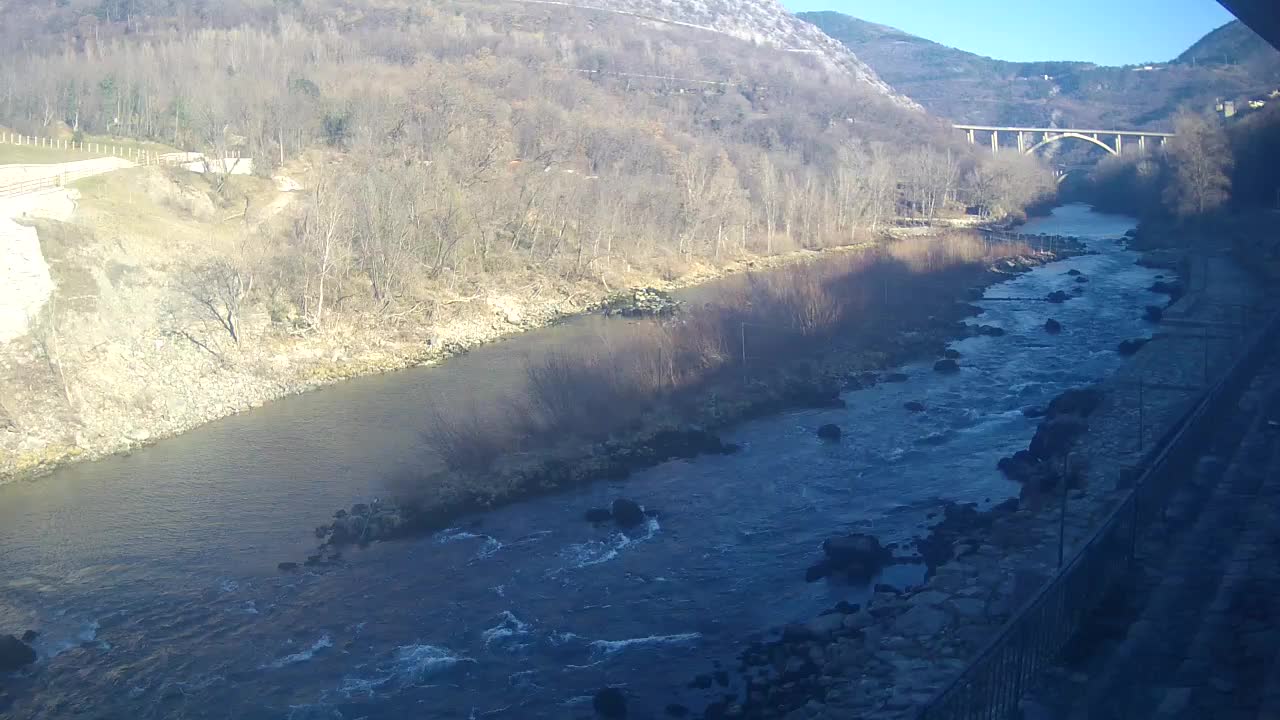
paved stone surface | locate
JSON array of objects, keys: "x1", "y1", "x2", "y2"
[{"x1": 1022, "y1": 336, "x2": 1280, "y2": 720}]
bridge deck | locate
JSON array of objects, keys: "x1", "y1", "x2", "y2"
[{"x1": 953, "y1": 124, "x2": 1175, "y2": 137}]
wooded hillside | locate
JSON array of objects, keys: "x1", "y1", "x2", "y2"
[{"x1": 0, "y1": 0, "x2": 1055, "y2": 331}]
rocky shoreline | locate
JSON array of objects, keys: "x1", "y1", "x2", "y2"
[
  {"x1": 648, "y1": 239, "x2": 1262, "y2": 720},
  {"x1": 294, "y1": 239, "x2": 1087, "y2": 566}
]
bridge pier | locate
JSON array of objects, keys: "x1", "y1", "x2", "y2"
[
  {"x1": 967, "y1": 129, "x2": 975, "y2": 145},
  {"x1": 1116, "y1": 134, "x2": 1123, "y2": 155},
  {"x1": 1017, "y1": 131, "x2": 1026, "y2": 153},
  {"x1": 1139, "y1": 135, "x2": 1146, "y2": 152},
  {"x1": 991, "y1": 129, "x2": 999, "y2": 155}
]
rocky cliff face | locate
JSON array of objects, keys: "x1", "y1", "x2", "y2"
[{"x1": 534, "y1": 0, "x2": 919, "y2": 108}]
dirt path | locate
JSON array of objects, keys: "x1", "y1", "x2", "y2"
[{"x1": 0, "y1": 159, "x2": 134, "y2": 343}]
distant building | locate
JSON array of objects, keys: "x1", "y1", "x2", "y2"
[{"x1": 1249, "y1": 100, "x2": 1267, "y2": 109}]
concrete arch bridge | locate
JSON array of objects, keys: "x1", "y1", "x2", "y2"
[{"x1": 954, "y1": 125, "x2": 1175, "y2": 157}]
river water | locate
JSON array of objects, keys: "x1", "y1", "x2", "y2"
[{"x1": 0, "y1": 205, "x2": 1165, "y2": 719}]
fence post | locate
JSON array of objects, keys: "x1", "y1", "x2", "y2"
[
  {"x1": 1059, "y1": 454, "x2": 1070, "y2": 569},
  {"x1": 1202, "y1": 325, "x2": 1209, "y2": 387},
  {"x1": 1138, "y1": 377, "x2": 1145, "y2": 452}
]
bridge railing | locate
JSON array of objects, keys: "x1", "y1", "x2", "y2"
[{"x1": 916, "y1": 303, "x2": 1280, "y2": 720}]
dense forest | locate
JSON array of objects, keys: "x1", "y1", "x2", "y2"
[{"x1": 0, "y1": 0, "x2": 1057, "y2": 333}]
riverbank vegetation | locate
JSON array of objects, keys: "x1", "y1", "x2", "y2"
[
  {"x1": 1072, "y1": 105, "x2": 1280, "y2": 280},
  {"x1": 420, "y1": 232, "x2": 1037, "y2": 485}
]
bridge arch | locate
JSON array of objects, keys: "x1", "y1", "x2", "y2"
[{"x1": 1025, "y1": 132, "x2": 1118, "y2": 157}]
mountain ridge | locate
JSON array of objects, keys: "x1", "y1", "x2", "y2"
[
  {"x1": 801, "y1": 12, "x2": 1280, "y2": 129},
  {"x1": 523, "y1": 0, "x2": 920, "y2": 108}
]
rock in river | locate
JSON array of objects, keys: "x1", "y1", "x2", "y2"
[
  {"x1": 934, "y1": 358, "x2": 960, "y2": 374},
  {"x1": 904, "y1": 401, "x2": 926, "y2": 413},
  {"x1": 611, "y1": 498, "x2": 645, "y2": 529},
  {"x1": 1150, "y1": 279, "x2": 1184, "y2": 301},
  {"x1": 807, "y1": 533, "x2": 893, "y2": 582},
  {"x1": 817, "y1": 424, "x2": 842, "y2": 441},
  {"x1": 1029, "y1": 416, "x2": 1089, "y2": 461},
  {"x1": 1144, "y1": 305, "x2": 1164, "y2": 323},
  {"x1": 594, "y1": 687, "x2": 628, "y2": 718},
  {"x1": 1044, "y1": 318, "x2": 1063, "y2": 334},
  {"x1": 1046, "y1": 290, "x2": 1071, "y2": 304},
  {"x1": 1047, "y1": 387, "x2": 1105, "y2": 418},
  {"x1": 943, "y1": 349, "x2": 961, "y2": 359},
  {"x1": 1118, "y1": 337, "x2": 1150, "y2": 356},
  {"x1": 0, "y1": 634, "x2": 37, "y2": 672}
]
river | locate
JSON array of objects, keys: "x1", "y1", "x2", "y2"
[{"x1": 0, "y1": 205, "x2": 1166, "y2": 719}]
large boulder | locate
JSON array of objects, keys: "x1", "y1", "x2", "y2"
[
  {"x1": 0, "y1": 634, "x2": 36, "y2": 672},
  {"x1": 998, "y1": 450, "x2": 1040, "y2": 483},
  {"x1": 1150, "y1": 280, "x2": 1184, "y2": 301},
  {"x1": 1046, "y1": 387, "x2": 1105, "y2": 418},
  {"x1": 943, "y1": 349, "x2": 962, "y2": 360},
  {"x1": 1029, "y1": 416, "x2": 1089, "y2": 461},
  {"x1": 593, "y1": 687, "x2": 628, "y2": 718},
  {"x1": 1044, "y1": 318, "x2": 1063, "y2": 334},
  {"x1": 807, "y1": 533, "x2": 893, "y2": 582},
  {"x1": 611, "y1": 499, "x2": 645, "y2": 529},
  {"x1": 1118, "y1": 338, "x2": 1150, "y2": 356},
  {"x1": 817, "y1": 424, "x2": 842, "y2": 442},
  {"x1": 975, "y1": 325, "x2": 1006, "y2": 337}
]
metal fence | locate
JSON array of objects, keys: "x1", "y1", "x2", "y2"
[{"x1": 916, "y1": 303, "x2": 1280, "y2": 720}]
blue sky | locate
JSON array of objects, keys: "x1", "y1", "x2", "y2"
[{"x1": 782, "y1": 0, "x2": 1237, "y2": 66}]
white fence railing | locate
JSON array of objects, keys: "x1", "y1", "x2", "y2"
[
  {"x1": 0, "y1": 131, "x2": 169, "y2": 165},
  {"x1": 0, "y1": 166, "x2": 127, "y2": 198}
]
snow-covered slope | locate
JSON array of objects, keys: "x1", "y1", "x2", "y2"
[{"x1": 519, "y1": 0, "x2": 920, "y2": 109}]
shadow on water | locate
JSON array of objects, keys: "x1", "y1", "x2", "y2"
[{"x1": 0, "y1": 204, "x2": 1159, "y2": 718}]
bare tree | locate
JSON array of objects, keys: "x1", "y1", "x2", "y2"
[
  {"x1": 293, "y1": 171, "x2": 350, "y2": 330},
  {"x1": 1163, "y1": 111, "x2": 1233, "y2": 218},
  {"x1": 180, "y1": 258, "x2": 252, "y2": 344}
]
